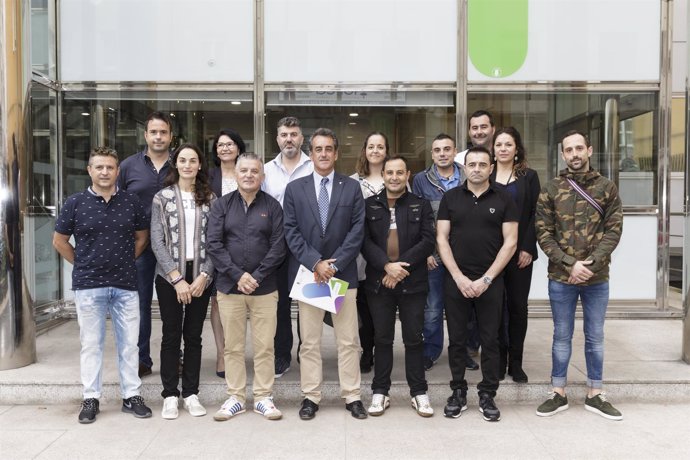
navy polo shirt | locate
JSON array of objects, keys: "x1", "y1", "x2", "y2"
[
  {"x1": 437, "y1": 182, "x2": 518, "y2": 278},
  {"x1": 117, "y1": 150, "x2": 171, "y2": 222},
  {"x1": 55, "y1": 188, "x2": 148, "y2": 291}
]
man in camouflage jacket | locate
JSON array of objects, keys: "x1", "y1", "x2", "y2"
[{"x1": 534, "y1": 130, "x2": 624, "y2": 421}]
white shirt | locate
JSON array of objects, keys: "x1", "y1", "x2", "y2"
[
  {"x1": 262, "y1": 151, "x2": 313, "y2": 207},
  {"x1": 454, "y1": 149, "x2": 468, "y2": 166},
  {"x1": 312, "y1": 170, "x2": 335, "y2": 201},
  {"x1": 180, "y1": 191, "x2": 196, "y2": 261}
]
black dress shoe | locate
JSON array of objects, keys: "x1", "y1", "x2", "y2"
[
  {"x1": 465, "y1": 356, "x2": 479, "y2": 371},
  {"x1": 359, "y1": 353, "x2": 374, "y2": 373},
  {"x1": 345, "y1": 400, "x2": 368, "y2": 419},
  {"x1": 299, "y1": 398, "x2": 319, "y2": 420},
  {"x1": 138, "y1": 364, "x2": 152, "y2": 378},
  {"x1": 511, "y1": 366, "x2": 529, "y2": 383}
]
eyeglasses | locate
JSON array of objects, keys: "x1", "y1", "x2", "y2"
[{"x1": 217, "y1": 142, "x2": 236, "y2": 149}]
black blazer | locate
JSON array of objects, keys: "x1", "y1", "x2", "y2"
[
  {"x1": 361, "y1": 190, "x2": 435, "y2": 294},
  {"x1": 208, "y1": 167, "x2": 223, "y2": 198},
  {"x1": 490, "y1": 168, "x2": 540, "y2": 260}
]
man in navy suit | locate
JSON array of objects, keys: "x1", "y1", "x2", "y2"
[{"x1": 283, "y1": 128, "x2": 368, "y2": 420}]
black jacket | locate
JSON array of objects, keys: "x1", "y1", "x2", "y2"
[
  {"x1": 361, "y1": 190, "x2": 435, "y2": 294},
  {"x1": 490, "y1": 168, "x2": 541, "y2": 260}
]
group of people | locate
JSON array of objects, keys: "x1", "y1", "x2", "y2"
[{"x1": 53, "y1": 109, "x2": 624, "y2": 425}]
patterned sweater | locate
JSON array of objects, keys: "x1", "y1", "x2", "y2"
[
  {"x1": 535, "y1": 168, "x2": 622, "y2": 284},
  {"x1": 150, "y1": 184, "x2": 216, "y2": 286}
]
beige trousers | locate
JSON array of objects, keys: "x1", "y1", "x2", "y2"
[
  {"x1": 298, "y1": 288, "x2": 361, "y2": 404},
  {"x1": 217, "y1": 290, "x2": 278, "y2": 404}
]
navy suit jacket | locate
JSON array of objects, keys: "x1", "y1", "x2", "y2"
[{"x1": 283, "y1": 172, "x2": 365, "y2": 287}]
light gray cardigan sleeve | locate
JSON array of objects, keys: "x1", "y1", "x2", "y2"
[{"x1": 150, "y1": 193, "x2": 177, "y2": 277}]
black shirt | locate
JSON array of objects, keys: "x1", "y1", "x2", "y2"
[
  {"x1": 207, "y1": 190, "x2": 286, "y2": 295},
  {"x1": 437, "y1": 182, "x2": 518, "y2": 278},
  {"x1": 55, "y1": 188, "x2": 148, "y2": 290}
]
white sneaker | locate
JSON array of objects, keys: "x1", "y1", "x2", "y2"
[
  {"x1": 412, "y1": 394, "x2": 434, "y2": 417},
  {"x1": 368, "y1": 394, "x2": 390, "y2": 416},
  {"x1": 254, "y1": 397, "x2": 283, "y2": 420},
  {"x1": 161, "y1": 396, "x2": 179, "y2": 420},
  {"x1": 183, "y1": 394, "x2": 207, "y2": 417},
  {"x1": 213, "y1": 396, "x2": 245, "y2": 421}
]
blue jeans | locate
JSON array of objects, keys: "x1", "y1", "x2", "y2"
[
  {"x1": 75, "y1": 287, "x2": 142, "y2": 399},
  {"x1": 135, "y1": 247, "x2": 156, "y2": 368},
  {"x1": 548, "y1": 280, "x2": 609, "y2": 389},
  {"x1": 423, "y1": 265, "x2": 445, "y2": 361}
]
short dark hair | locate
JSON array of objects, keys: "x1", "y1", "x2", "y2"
[
  {"x1": 383, "y1": 155, "x2": 409, "y2": 171},
  {"x1": 469, "y1": 110, "x2": 495, "y2": 127},
  {"x1": 561, "y1": 130, "x2": 591, "y2": 148},
  {"x1": 309, "y1": 128, "x2": 339, "y2": 152},
  {"x1": 464, "y1": 145, "x2": 492, "y2": 165},
  {"x1": 356, "y1": 131, "x2": 390, "y2": 176},
  {"x1": 145, "y1": 111, "x2": 172, "y2": 132},
  {"x1": 212, "y1": 128, "x2": 247, "y2": 166},
  {"x1": 89, "y1": 146, "x2": 119, "y2": 166},
  {"x1": 432, "y1": 133, "x2": 456, "y2": 147},
  {"x1": 277, "y1": 116, "x2": 301, "y2": 130}
]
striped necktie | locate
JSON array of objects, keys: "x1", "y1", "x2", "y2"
[{"x1": 318, "y1": 177, "x2": 329, "y2": 232}]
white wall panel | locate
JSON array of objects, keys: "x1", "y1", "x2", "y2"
[
  {"x1": 60, "y1": 0, "x2": 253, "y2": 82},
  {"x1": 529, "y1": 215, "x2": 657, "y2": 301},
  {"x1": 469, "y1": 0, "x2": 661, "y2": 82},
  {"x1": 265, "y1": 0, "x2": 457, "y2": 82}
]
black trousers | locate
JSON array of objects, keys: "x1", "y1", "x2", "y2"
[
  {"x1": 357, "y1": 287, "x2": 375, "y2": 357},
  {"x1": 155, "y1": 264, "x2": 211, "y2": 399},
  {"x1": 445, "y1": 275, "x2": 503, "y2": 397},
  {"x1": 367, "y1": 289, "x2": 427, "y2": 397},
  {"x1": 274, "y1": 258, "x2": 294, "y2": 363},
  {"x1": 498, "y1": 257, "x2": 533, "y2": 368}
]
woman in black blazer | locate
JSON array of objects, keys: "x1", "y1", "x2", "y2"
[
  {"x1": 490, "y1": 126, "x2": 540, "y2": 383},
  {"x1": 207, "y1": 128, "x2": 246, "y2": 377}
]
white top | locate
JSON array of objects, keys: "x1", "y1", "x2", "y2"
[
  {"x1": 262, "y1": 151, "x2": 314, "y2": 207},
  {"x1": 180, "y1": 191, "x2": 196, "y2": 261},
  {"x1": 454, "y1": 149, "x2": 468, "y2": 166},
  {"x1": 221, "y1": 177, "x2": 238, "y2": 196}
]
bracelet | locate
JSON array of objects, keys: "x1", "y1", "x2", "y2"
[{"x1": 171, "y1": 275, "x2": 184, "y2": 285}]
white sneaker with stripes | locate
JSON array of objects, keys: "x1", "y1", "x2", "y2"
[
  {"x1": 254, "y1": 397, "x2": 283, "y2": 420},
  {"x1": 213, "y1": 396, "x2": 245, "y2": 421}
]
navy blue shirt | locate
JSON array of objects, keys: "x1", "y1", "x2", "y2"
[
  {"x1": 437, "y1": 182, "x2": 518, "y2": 278},
  {"x1": 55, "y1": 188, "x2": 148, "y2": 290},
  {"x1": 117, "y1": 150, "x2": 171, "y2": 222}
]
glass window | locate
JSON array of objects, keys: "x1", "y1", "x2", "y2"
[
  {"x1": 31, "y1": 0, "x2": 56, "y2": 79},
  {"x1": 265, "y1": 91, "x2": 456, "y2": 176},
  {"x1": 468, "y1": 91, "x2": 659, "y2": 206},
  {"x1": 29, "y1": 82, "x2": 60, "y2": 312},
  {"x1": 60, "y1": 90, "x2": 253, "y2": 198}
]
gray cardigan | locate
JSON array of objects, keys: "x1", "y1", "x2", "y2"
[{"x1": 150, "y1": 184, "x2": 215, "y2": 287}]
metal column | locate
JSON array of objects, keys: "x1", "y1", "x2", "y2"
[{"x1": 0, "y1": 0, "x2": 36, "y2": 369}]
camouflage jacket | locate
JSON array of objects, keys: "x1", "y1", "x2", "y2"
[{"x1": 535, "y1": 168, "x2": 622, "y2": 284}]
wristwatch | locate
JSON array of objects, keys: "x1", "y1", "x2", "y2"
[{"x1": 482, "y1": 275, "x2": 492, "y2": 286}]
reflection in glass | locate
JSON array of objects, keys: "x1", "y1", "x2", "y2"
[
  {"x1": 468, "y1": 92, "x2": 658, "y2": 206},
  {"x1": 265, "y1": 91, "x2": 456, "y2": 175},
  {"x1": 61, "y1": 91, "x2": 253, "y2": 198}
]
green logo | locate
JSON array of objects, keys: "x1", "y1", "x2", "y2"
[{"x1": 469, "y1": 0, "x2": 528, "y2": 78}]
